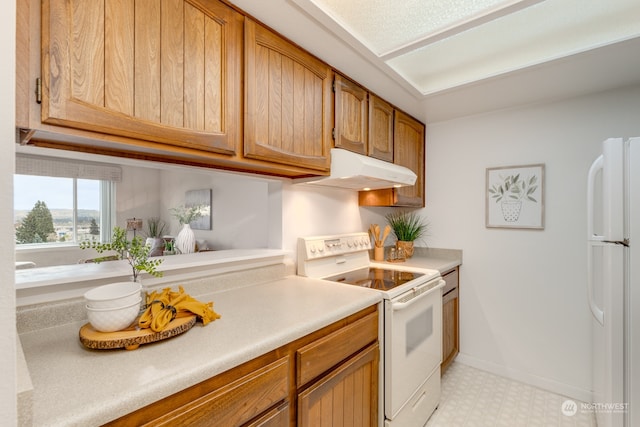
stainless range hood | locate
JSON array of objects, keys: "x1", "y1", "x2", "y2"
[{"x1": 296, "y1": 148, "x2": 416, "y2": 190}]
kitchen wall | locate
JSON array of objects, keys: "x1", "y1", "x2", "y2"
[
  {"x1": 157, "y1": 168, "x2": 272, "y2": 250},
  {"x1": 2, "y1": 0, "x2": 17, "y2": 421},
  {"x1": 366, "y1": 83, "x2": 640, "y2": 401},
  {"x1": 282, "y1": 182, "x2": 363, "y2": 254}
]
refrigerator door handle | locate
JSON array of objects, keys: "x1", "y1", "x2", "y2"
[
  {"x1": 587, "y1": 242, "x2": 605, "y2": 325},
  {"x1": 587, "y1": 154, "x2": 604, "y2": 241},
  {"x1": 587, "y1": 154, "x2": 605, "y2": 326}
]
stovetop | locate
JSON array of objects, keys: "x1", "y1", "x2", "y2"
[{"x1": 324, "y1": 267, "x2": 425, "y2": 291}]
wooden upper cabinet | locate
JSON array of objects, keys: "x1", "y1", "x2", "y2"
[
  {"x1": 244, "y1": 18, "x2": 332, "y2": 172},
  {"x1": 41, "y1": 0, "x2": 242, "y2": 154},
  {"x1": 368, "y1": 94, "x2": 394, "y2": 162},
  {"x1": 334, "y1": 74, "x2": 368, "y2": 155},
  {"x1": 334, "y1": 76, "x2": 393, "y2": 162},
  {"x1": 359, "y1": 109, "x2": 425, "y2": 207},
  {"x1": 394, "y1": 110, "x2": 425, "y2": 206}
]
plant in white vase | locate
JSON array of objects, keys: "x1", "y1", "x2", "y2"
[
  {"x1": 143, "y1": 217, "x2": 167, "y2": 257},
  {"x1": 170, "y1": 204, "x2": 209, "y2": 254}
]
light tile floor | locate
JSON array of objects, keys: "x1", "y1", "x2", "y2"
[{"x1": 425, "y1": 362, "x2": 596, "y2": 427}]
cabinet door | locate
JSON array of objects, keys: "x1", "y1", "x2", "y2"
[
  {"x1": 298, "y1": 344, "x2": 379, "y2": 427},
  {"x1": 393, "y1": 110, "x2": 425, "y2": 207},
  {"x1": 334, "y1": 74, "x2": 367, "y2": 155},
  {"x1": 442, "y1": 268, "x2": 460, "y2": 374},
  {"x1": 42, "y1": 0, "x2": 242, "y2": 154},
  {"x1": 244, "y1": 18, "x2": 332, "y2": 172},
  {"x1": 368, "y1": 94, "x2": 393, "y2": 162},
  {"x1": 358, "y1": 109, "x2": 425, "y2": 207}
]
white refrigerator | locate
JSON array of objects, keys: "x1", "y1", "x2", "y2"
[{"x1": 587, "y1": 137, "x2": 639, "y2": 427}]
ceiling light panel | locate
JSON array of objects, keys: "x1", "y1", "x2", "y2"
[
  {"x1": 385, "y1": 0, "x2": 640, "y2": 94},
  {"x1": 310, "y1": 0, "x2": 518, "y2": 56}
]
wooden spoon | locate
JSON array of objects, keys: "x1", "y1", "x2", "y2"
[{"x1": 380, "y1": 225, "x2": 391, "y2": 247}]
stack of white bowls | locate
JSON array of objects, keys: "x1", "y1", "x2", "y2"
[{"x1": 84, "y1": 282, "x2": 142, "y2": 332}]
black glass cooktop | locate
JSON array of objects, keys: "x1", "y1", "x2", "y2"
[{"x1": 324, "y1": 267, "x2": 424, "y2": 291}]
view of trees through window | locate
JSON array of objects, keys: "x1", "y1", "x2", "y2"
[{"x1": 14, "y1": 175, "x2": 102, "y2": 245}]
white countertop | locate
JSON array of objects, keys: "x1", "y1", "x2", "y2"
[
  {"x1": 374, "y1": 247, "x2": 462, "y2": 273},
  {"x1": 18, "y1": 276, "x2": 381, "y2": 426}
]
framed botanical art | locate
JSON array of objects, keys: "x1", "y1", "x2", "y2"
[
  {"x1": 486, "y1": 164, "x2": 545, "y2": 229},
  {"x1": 185, "y1": 189, "x2": 212, "y2": 230}
]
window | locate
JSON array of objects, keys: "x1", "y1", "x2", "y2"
[{"x1": 14, "y1": 155, "x2": 121, "y2": 247}]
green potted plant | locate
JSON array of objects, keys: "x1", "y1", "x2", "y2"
[
  {"x1": 143, "y1": 217, "x2": 166, "y2": 257},
  {"x1": 384, "y1": 211, "x2": 429, "y2": 258},
  {"x1": 80, "y1": 226, "x2": 163, "y2": 282}
]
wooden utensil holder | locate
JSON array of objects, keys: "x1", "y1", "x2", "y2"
[{"x1": 374, "y1": 246, "x2": 384, "y2": 261}]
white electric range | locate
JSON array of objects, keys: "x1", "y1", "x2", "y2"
[{"x1": 298, "y1": 232, "x2": 444, "y2": 427}]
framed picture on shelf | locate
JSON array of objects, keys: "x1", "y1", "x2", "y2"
[
  {"x1": 185, "y1": 189, "x2": 212, "y2": 230},
  {"x1": 486, "y1": 164, "x2": 545, "y2": 229}
]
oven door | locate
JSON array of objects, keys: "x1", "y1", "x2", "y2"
[{"x1": 385, "y1": 278, "x2": 444, "y2": 420}]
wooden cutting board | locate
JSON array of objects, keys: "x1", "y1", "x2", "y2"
[{"x1": 79, "y1": 314, "x2": 197, "y2": 351}]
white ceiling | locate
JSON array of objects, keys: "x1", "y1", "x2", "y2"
[
  {"x1": 231, "y1": 0, "x2": 640, "y2": 123},
  {"x1": 298, "y1": 0, "x2": 640, "y2": 94}
]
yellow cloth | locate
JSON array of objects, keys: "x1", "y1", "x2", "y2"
[{"x1": 138, "y1": 286, "x2": 221, "y2": 332}]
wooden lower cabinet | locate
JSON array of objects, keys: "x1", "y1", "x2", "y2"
[
  {"x1": 298, "y1": 344, "x2": 378, "y2": 427},
  {"x1": 104, "y1": 305, "x2": 378, "y2": 427},
  {"x1": 441, "y1": 268, "x2": 460, "y2": 374}
]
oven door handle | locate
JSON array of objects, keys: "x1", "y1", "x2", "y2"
[{"x1": 391, "y1": 279, "x2": 444, "y2": 311}]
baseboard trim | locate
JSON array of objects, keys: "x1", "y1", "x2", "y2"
[{"x1": 454, "y1": 353, "x2": 592, "y2": 403}]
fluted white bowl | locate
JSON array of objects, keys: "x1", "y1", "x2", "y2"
[
  {"x1": 84, "y1": 282, "x2": 142, "y2": 309},
  {"x1": 86, "y1": 299, "x2": 141, "y2": 332}
]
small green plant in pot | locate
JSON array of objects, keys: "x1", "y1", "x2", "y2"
[
  {"x1": 384, "y1": 211, "x2": 429, "y2": 258},
  {"x1": 80, "y1": 226, "x2": 164, "y2": 282},
  {"x1": 144, "y1": 217, "x2": 167, "y2": 257}
]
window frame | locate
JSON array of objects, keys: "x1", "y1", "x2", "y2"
[{"x1": 14, "y1": 176, "x2": 116, "y2": 248}]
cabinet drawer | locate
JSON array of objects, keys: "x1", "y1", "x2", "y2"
[
  {"x1": 146, "y1": 357, "x2": 289, "y2": 427},
  {"x1": 245, "y1": 402, "x2": 289, "y2": 427},
  {"x1": 297, "y1": 311, "x2": 378, "y2": 387},
  {"x1": 442, "y1": 268, "x2": 459, "y2": 296},
  {"x1": 443, "y1": 286, "x2": 459, "y2": 304}
]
